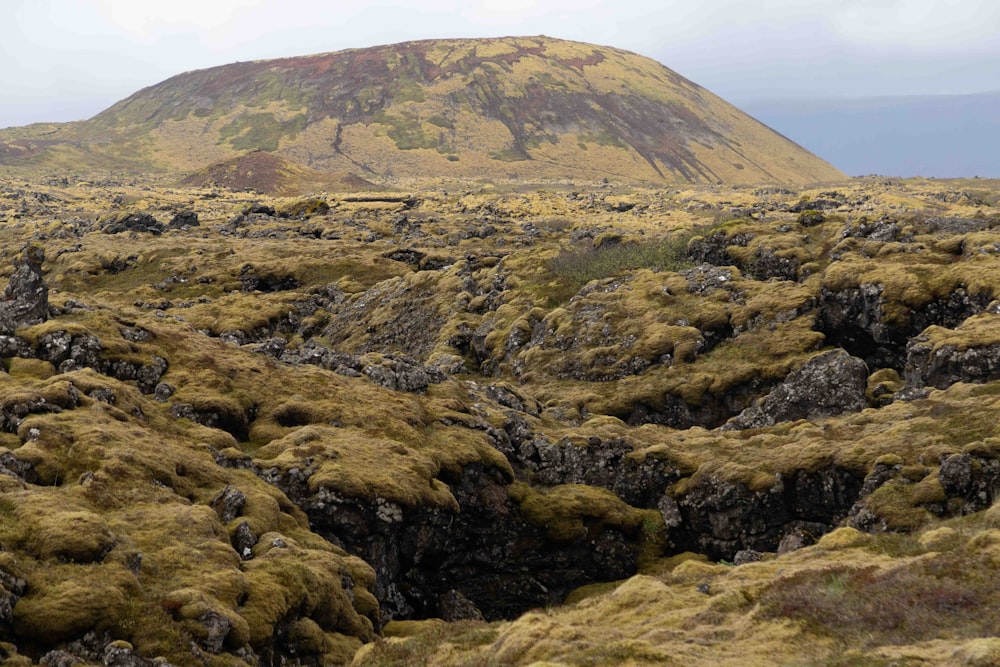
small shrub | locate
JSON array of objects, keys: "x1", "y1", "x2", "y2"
[{"x1": 546, "y1": 233, "x2": 694, "y2": 296}]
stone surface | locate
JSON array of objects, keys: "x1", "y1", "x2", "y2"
[
  {"x1": 722, "y1": 349, "x2": 868, "y2": 430},
  {"x1": 904, "y1": 339, "x2": 1000, "y2": 390},
  {"x1": 100, "y1": 212, "x2": 166, "y2": 235},
  {"x1": 0, "y1": 245, "x2": 48, "y2": 335}
]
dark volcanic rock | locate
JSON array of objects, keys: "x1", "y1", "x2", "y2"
[
  {"x1": 687, "y1": 231, "x2": 753, "y2": 267},
  {"x1": 743, "y1": 245, "x2": 800, "y2": 281},
  {"x1": 238, "y1": 264, "x2": 300, "y2": 292},
  {"x1": 816, "y1": 285, "x2": 993, "y2": 371},
  {"x1": 168, "y1": 210, "x2": 200, "y2": 228},
  {"x1": 34, "y1": 331, "x2": 168, "y2": 394},
  {"x1": 668, "y1": 467, "x2": 863, "y2": 560},
  {"x1": 0, "y1": 566, "x2": 27, "y2": 626},
  {"x1": 511, "y1": 434, "x2": 682, "y2": 508},
  {"x1": 209, "y1": 485, "x2": 247, "y2": 523},
  {"x1": 100, "y1": 212, "x2": 166, "y2": 235},
  {"x1": 170, "y1": 401, "x2": 251, "y2": 441},
  {"x1": 0, "y1": 245, "x2": 48, "y2": 335},
  {"x1": 904, "y1": 337, "x2": 1000, "y2": 390},
  {"x1": 625, "y1": 375, "x2": 772, "y2": 430},
  {"x1": 815, "y1": 284, "x2": 896, "y2": 368},
  {"x1": 721, "y1": 349, "x2": 868, "y2": 430},
  {"x1": 362, "y1": 355, "x2": 446, "y2": 393},
  {"x1": 936, "y1": 452, "x2": 1000, "y2": 514},
  {"x1": 266, "y1": 462, "x2": 641, "y2": 625}
]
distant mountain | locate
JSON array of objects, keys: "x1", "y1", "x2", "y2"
[
  {"x1": 0, "y1": 36, "x2": 843, "y2": 186},
  {"x1": 741, "y1": 91, "x2": 1000, "y2": 178}
]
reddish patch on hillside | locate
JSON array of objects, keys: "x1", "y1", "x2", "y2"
[
  {"x1": 556, "y1": 50, "x2": 606, "y2": 70},
  {"x1": 338, "y1": 173, "x2": 378, "y2": 190},
  {"x1": 181, "y1": 151, "x2": 301, "y2": 194},
  {"x1": 0, "y1": 141, "x2": 50, "y2": 164},
  {"x1": 182, "y1": 151, "x2": 376, "y2": 194}
]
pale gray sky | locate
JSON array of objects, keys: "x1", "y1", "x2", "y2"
[{"x1": 3, "y1": 0, "x2": 999, "y2": 129}]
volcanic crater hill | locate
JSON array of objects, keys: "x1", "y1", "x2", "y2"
[
  {"x1": 0, "y1": 36, "x2": 843, "y2": 187},
  {"x1": 0, "y1": 174, "x2": 999, "y2": 665}
]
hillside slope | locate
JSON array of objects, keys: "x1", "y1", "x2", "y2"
[{"x1": 0, "y1": 37, "x2": 843, "y2": 186}]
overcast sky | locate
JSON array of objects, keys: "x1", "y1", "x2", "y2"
[{"x1": 3, "y1": 0, "x2": 1000, "y2": 129}]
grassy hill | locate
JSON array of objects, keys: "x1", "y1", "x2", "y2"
[{"x1": 0, "y1": 37, "x2": 843, "y2": 187}]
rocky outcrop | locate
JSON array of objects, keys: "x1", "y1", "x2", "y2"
[
  {"x1": 936, "y1": 452, "x2": 1000, "y2": 514},
  {"x1": 743, "y1": 245, "x2": 800, "y2": 281},
  {"x1": 687, "y1": 231, "x2": 753, "y2": 267},
  {"x1": 0, "y1": 566, "x2": 27, "y2": 628},
  {"x1": 626, "y1": 377, "x2": 772, "y2": 430},
  {"x1": 721, "y1": 349, "x2": 868, "y2": 430},
  {"x1": 904, "y1": 338, "x2": 1000, "y2": 389},
  {"x1": 262, "y1": 462, "x2": 641, "y2": 624},
  {"x1": 0, "y1": 382, "x2": 81, "y2": 433},
  {"x1": 361, "y1": 356, "x2": 446, "y2": 393},
  {"x1": 35, "y1": 331, "x2": 168, "y2": 394},
  {"x1": 815, "y1": 284, "x2": 896, "y2": 368},
  {"x1": 238, "y1": 264, "x2": 300, "y2": 292},
  {"x1": 168, "y1": 209, "x2": 199, "y2": 228},
  {"x1": 99, "y1": 212, "x2": 166, "y2": 235},
  {"x1": 664, "y1": 467, "x2": 864, "y2": 560},
  {"x1": 323, "y1": 279, "x2": 448, "y2": 361},
  {"x1": 274, "y1": 341, "x2": 446, "y2": 393},
  {"x1": 34, "y1": 634, "x2": 162, "y2": 667},
  {"x1": 170, "y1": 401, "x2": 253, "y2": 441},
  {"x1": 849, "y1": 452, "x2": 1000, "y2": 531},
  {"x1": 0, "y1": 245, "x2": 48, "y2": 335},
  {"x1": 501, "y1": 426, "x2": 682, "y2": 508},
  {"x1": 816, "y1": 285, "x2": 993, "y2": 370}
]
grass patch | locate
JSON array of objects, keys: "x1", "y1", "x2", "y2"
[
  {"x1": 543, "y1": 234, "x2": 695, "y2": 304},
  {"x1": 218, "y1": 113, "x2": 307, "y2": 152}
]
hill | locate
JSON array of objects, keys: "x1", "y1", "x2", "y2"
[
  {"x1": 742, "y1": 90, "x2": 1000, "y2": 178},
  {"x1": 179, "y1": 150, "x2": 376, "y2": 195},
  {"x1": 0, "y1": 37, "x2": 843, "y2": 186}
]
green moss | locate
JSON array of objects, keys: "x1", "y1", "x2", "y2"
[
  {"x1": 218, "y1": 113, "x2": 307, "y2": 152},
  {"x1": 543, "y1": 235, "x2": 694, "y2": 304},
  {"x1": 863, "y1": 480, "x2": 935, "y2": 531},
  {"x1": 427, "y1": 114, "x2": 454, "y2": 130},
  {"x1": 487, "y1": 148, "x2": 528, "y2": 162},
  {"x1": 241, "y1": 543, "x2": 375, "y2": 647},
  {"x1": 277, "y1": 197, "x2": 330, "y2": 219},
  {"x1": 509, "y1": 482, "x2": 648, "y2": 542},
  {"x1": 373, "y1": 111, "x2": 439, "y2": 151},
  {"x1": 577, "y1": 130, "x2": 626, "y2": 148},
  {"x1": 26, "y1": 509, "x2": 115, "y2": 563},
  {"x1": 13, "y1": 563, "x2": 139, "y2": 644}
]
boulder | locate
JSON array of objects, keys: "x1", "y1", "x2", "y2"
[
  {"x1": 0, "y1": 245, "x2": 48, "y2": 335},
  {"x1": 99, "y1": 212, "x2": 165, "y2": 235},
  {"x1": 722, "y1": 349, "x2": 868, "y2": 430},
  {"x1": 904, "y1": 339, "x2": 1000, "y2": 390},
  {"x1": 168, "y1": 210, "x2": 199, "y2": 228}
]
